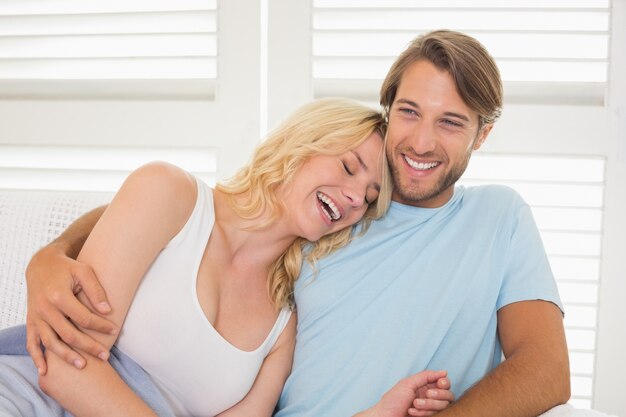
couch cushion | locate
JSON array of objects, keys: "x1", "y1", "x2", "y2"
[{"x1": 0, "y1": 190, "x2": 112, "y2": 329}]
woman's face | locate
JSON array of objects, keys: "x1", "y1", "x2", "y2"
[{"x1": 282, "y1": 132, "x2": 384, "y2": 242}]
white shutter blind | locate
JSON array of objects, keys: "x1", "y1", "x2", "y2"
[
  {"x1": 0, "y1": 146, "x2": 217, "y2": 192},
  {"x1": 0, "y1": 0, "x2": 217, "y2": 99},
  {"x1": 312, "y1": 0, "x2": 610, "y2": 105},
  {"x1": 461, "y1": 154, "x2": 605, "y2": 409}
]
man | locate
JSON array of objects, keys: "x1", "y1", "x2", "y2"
[
  {"x1": 274, "y1": 30, "x2": 569, "y2": 417},
  {"x1": 25, "y1": 30, "x2": 570, "y2": 416}
]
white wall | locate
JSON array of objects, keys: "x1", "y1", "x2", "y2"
[{"x1": 594, "y1": 0, "x2": 626, "y2": 414}]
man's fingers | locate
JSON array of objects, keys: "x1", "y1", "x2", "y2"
[
  {"x1": 54, "y1": 320, "x2": 111, "y2": 362},
  {"x1": 408, "y1": 409, "x2": 436, "y2": 417},
  {"x1": 25, "y1": 322, "x2": 46, "y2": 375},
  {"x1": 408, "y1": 408, "x2": 438, "y2": 417},
  {"x1": 425, "y1": 387, "x2": 454, "y2": 402},
  {"x1": 52, "y1": 291, "x2": 117, "y2": 335},
  {"x1": 41, "y1": 303, "x2": 111, "y2": 361},
  {"x1": 413, "y1": 398, "x2": 450, "y2": 410},
  {"x1": 72, "y1": 265, "x2": 111, "y2": 315},
  {"x1": 437, "y1": 377, "x2": 450, "y2": 389},
  {"x1": 36, "y1": 320, "x2": 86, "y2": 369},
  {"x1": 410, "y1": 398, "x2": 451, "y2": 414},
  {"x1": 417, "y1": 378, "x2": 450, "y2": 396},
  {"x1": 404, "y1": 370, "x2": 448, "y2": 390}
]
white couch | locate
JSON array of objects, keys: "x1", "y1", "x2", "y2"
[{"x1": 0, "y1": 189, "x2": 112, "y2": 330}]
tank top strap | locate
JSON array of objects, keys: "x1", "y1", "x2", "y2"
[{"x1": 261, "y1": 308, "x2": 292, "y2": 354}]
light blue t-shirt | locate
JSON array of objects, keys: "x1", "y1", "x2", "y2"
[{"x1": 275, "y1": 185, "x2": 562, "y2": 417}]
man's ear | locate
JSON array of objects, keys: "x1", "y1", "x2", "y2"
[{"x1": 473, "y1": 124, "x2": 493, "y2": 150}]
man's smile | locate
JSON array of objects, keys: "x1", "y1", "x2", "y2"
[{"x1": 403, "y1": 155, "x2": 440, "y2": 171}]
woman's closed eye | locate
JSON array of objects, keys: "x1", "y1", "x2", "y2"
[{"x1": 342, "y1": 161, "x2": 353, "y2": 175}]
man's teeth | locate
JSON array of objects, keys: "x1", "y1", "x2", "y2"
[
  {"x1": 404, "y1": 156, "x2": 439, "y2": 170},
  {"x1": 317, "y1": 192, "x2": 341, "y2": 221}
]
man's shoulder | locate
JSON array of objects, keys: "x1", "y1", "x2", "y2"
[{"x1": 463, "y1": 184, "x2": 525, "y2": 205}]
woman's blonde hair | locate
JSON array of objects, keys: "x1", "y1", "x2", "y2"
[{"x1": 217, "y1": 98, "x2": 392, "y2": 309}]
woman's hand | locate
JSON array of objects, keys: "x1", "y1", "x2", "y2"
[
  {"x1": 25, "y1": 242, "x2": 116, "y2": 375},
  {"x1": 362, "y1": 370, "x2": 453, "y2": 417},
  {"x1": 408, "y1": 370, "x2": 453, "y2": 416}
]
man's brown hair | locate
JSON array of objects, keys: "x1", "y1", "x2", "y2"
[{"x1": 380, "y1": 30, "x2": 503, "y2": 129}]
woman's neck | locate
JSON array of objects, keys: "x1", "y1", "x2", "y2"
[{"x1": 212, "y1": 189, "x2": 297, "y2": 271}]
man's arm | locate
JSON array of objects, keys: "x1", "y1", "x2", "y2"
[
  {"x1": 434, "y1": 300, "x2": 570, "y2": 417},
  {"x1": 45, "y1": 205, "x2": 107, "y2": 259},
  {"x1": 25, "y1": 205, "x2": 115, "y2": 374}
]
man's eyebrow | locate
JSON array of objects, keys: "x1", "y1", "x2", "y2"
[
  {"x1": 352, "y1": 150, "x2": 381, "y2": 192},
  {"x1": 443, "y1": 111, "x2": 470, "y2": 122},
  {"x1": 395, "y1": 98, "x2": 418, "y2": 107}
]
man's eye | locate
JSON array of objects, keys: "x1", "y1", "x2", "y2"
[
  {"x1": 342, "y1": 162, "x2": 353, "y2": 175},
  {"x1": 399, "y1": 108, "x2": 416, "y2": 116},
  {"x1": 442, "y1": 119, "x2": 463, "y2": 128}
]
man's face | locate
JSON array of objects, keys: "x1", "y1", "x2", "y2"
[{"x1": 386, "y1": 59, "x2": 493, "y2": 208}]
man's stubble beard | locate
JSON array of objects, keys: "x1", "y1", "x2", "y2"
[{"x1": 387, "y1": 147, "x2": 473, "y2": 206}]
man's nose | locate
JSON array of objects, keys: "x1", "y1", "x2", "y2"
[{"x1": 409, "y1": 121, "x2": 437, "y2": 154}]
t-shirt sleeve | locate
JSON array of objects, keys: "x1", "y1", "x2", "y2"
[{"x1": 496, "y1": 202, "x2": 564, "y2": 314}]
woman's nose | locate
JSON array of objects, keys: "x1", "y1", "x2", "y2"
[{"x1": 343, "y1": 182, "x2": 366, "y2": 208}]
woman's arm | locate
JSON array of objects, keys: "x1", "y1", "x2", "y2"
[
  {"x1": 39, "y1": 161, "x2": 198, "y2": 417},
  {"x1": 40, "y1": 350, "x2": 159, "y2": 417},
  {"x1": 216, "y1": 314, "x2": 297, "y2": 417}
]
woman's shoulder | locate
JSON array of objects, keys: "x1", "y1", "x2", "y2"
[
  {"x1": 126, "y1": 161, "x2": 197, "y2": 203},
  {"x1": 117, "y1": 162, "x2": 198, "y2": 237}
]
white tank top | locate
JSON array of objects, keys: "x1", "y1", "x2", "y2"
[{"x1": 115, "y1": 179, "x2": 292, "y2": 417}]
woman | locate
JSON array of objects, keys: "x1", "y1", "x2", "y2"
[{"x1": 3, "y1": 98, "x2": 452, "y2": 417}]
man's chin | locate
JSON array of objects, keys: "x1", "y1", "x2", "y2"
[
  {"x1": 391, "y1": 176, "x2": 453, "y2": 206},
  {"x1": 393, "y1": 188, "x2": 438, "y2": 206}
]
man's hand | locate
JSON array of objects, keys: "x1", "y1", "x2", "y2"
[
  {"x1": 25, "y1": 243, "x2": 117, "y2": 375},
  {"x1": 359, "y1": 370, "x2": 454, "y2": 417},
  {"x1": 411, "y1": 372, "x2": 454, "y2": 416}
]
